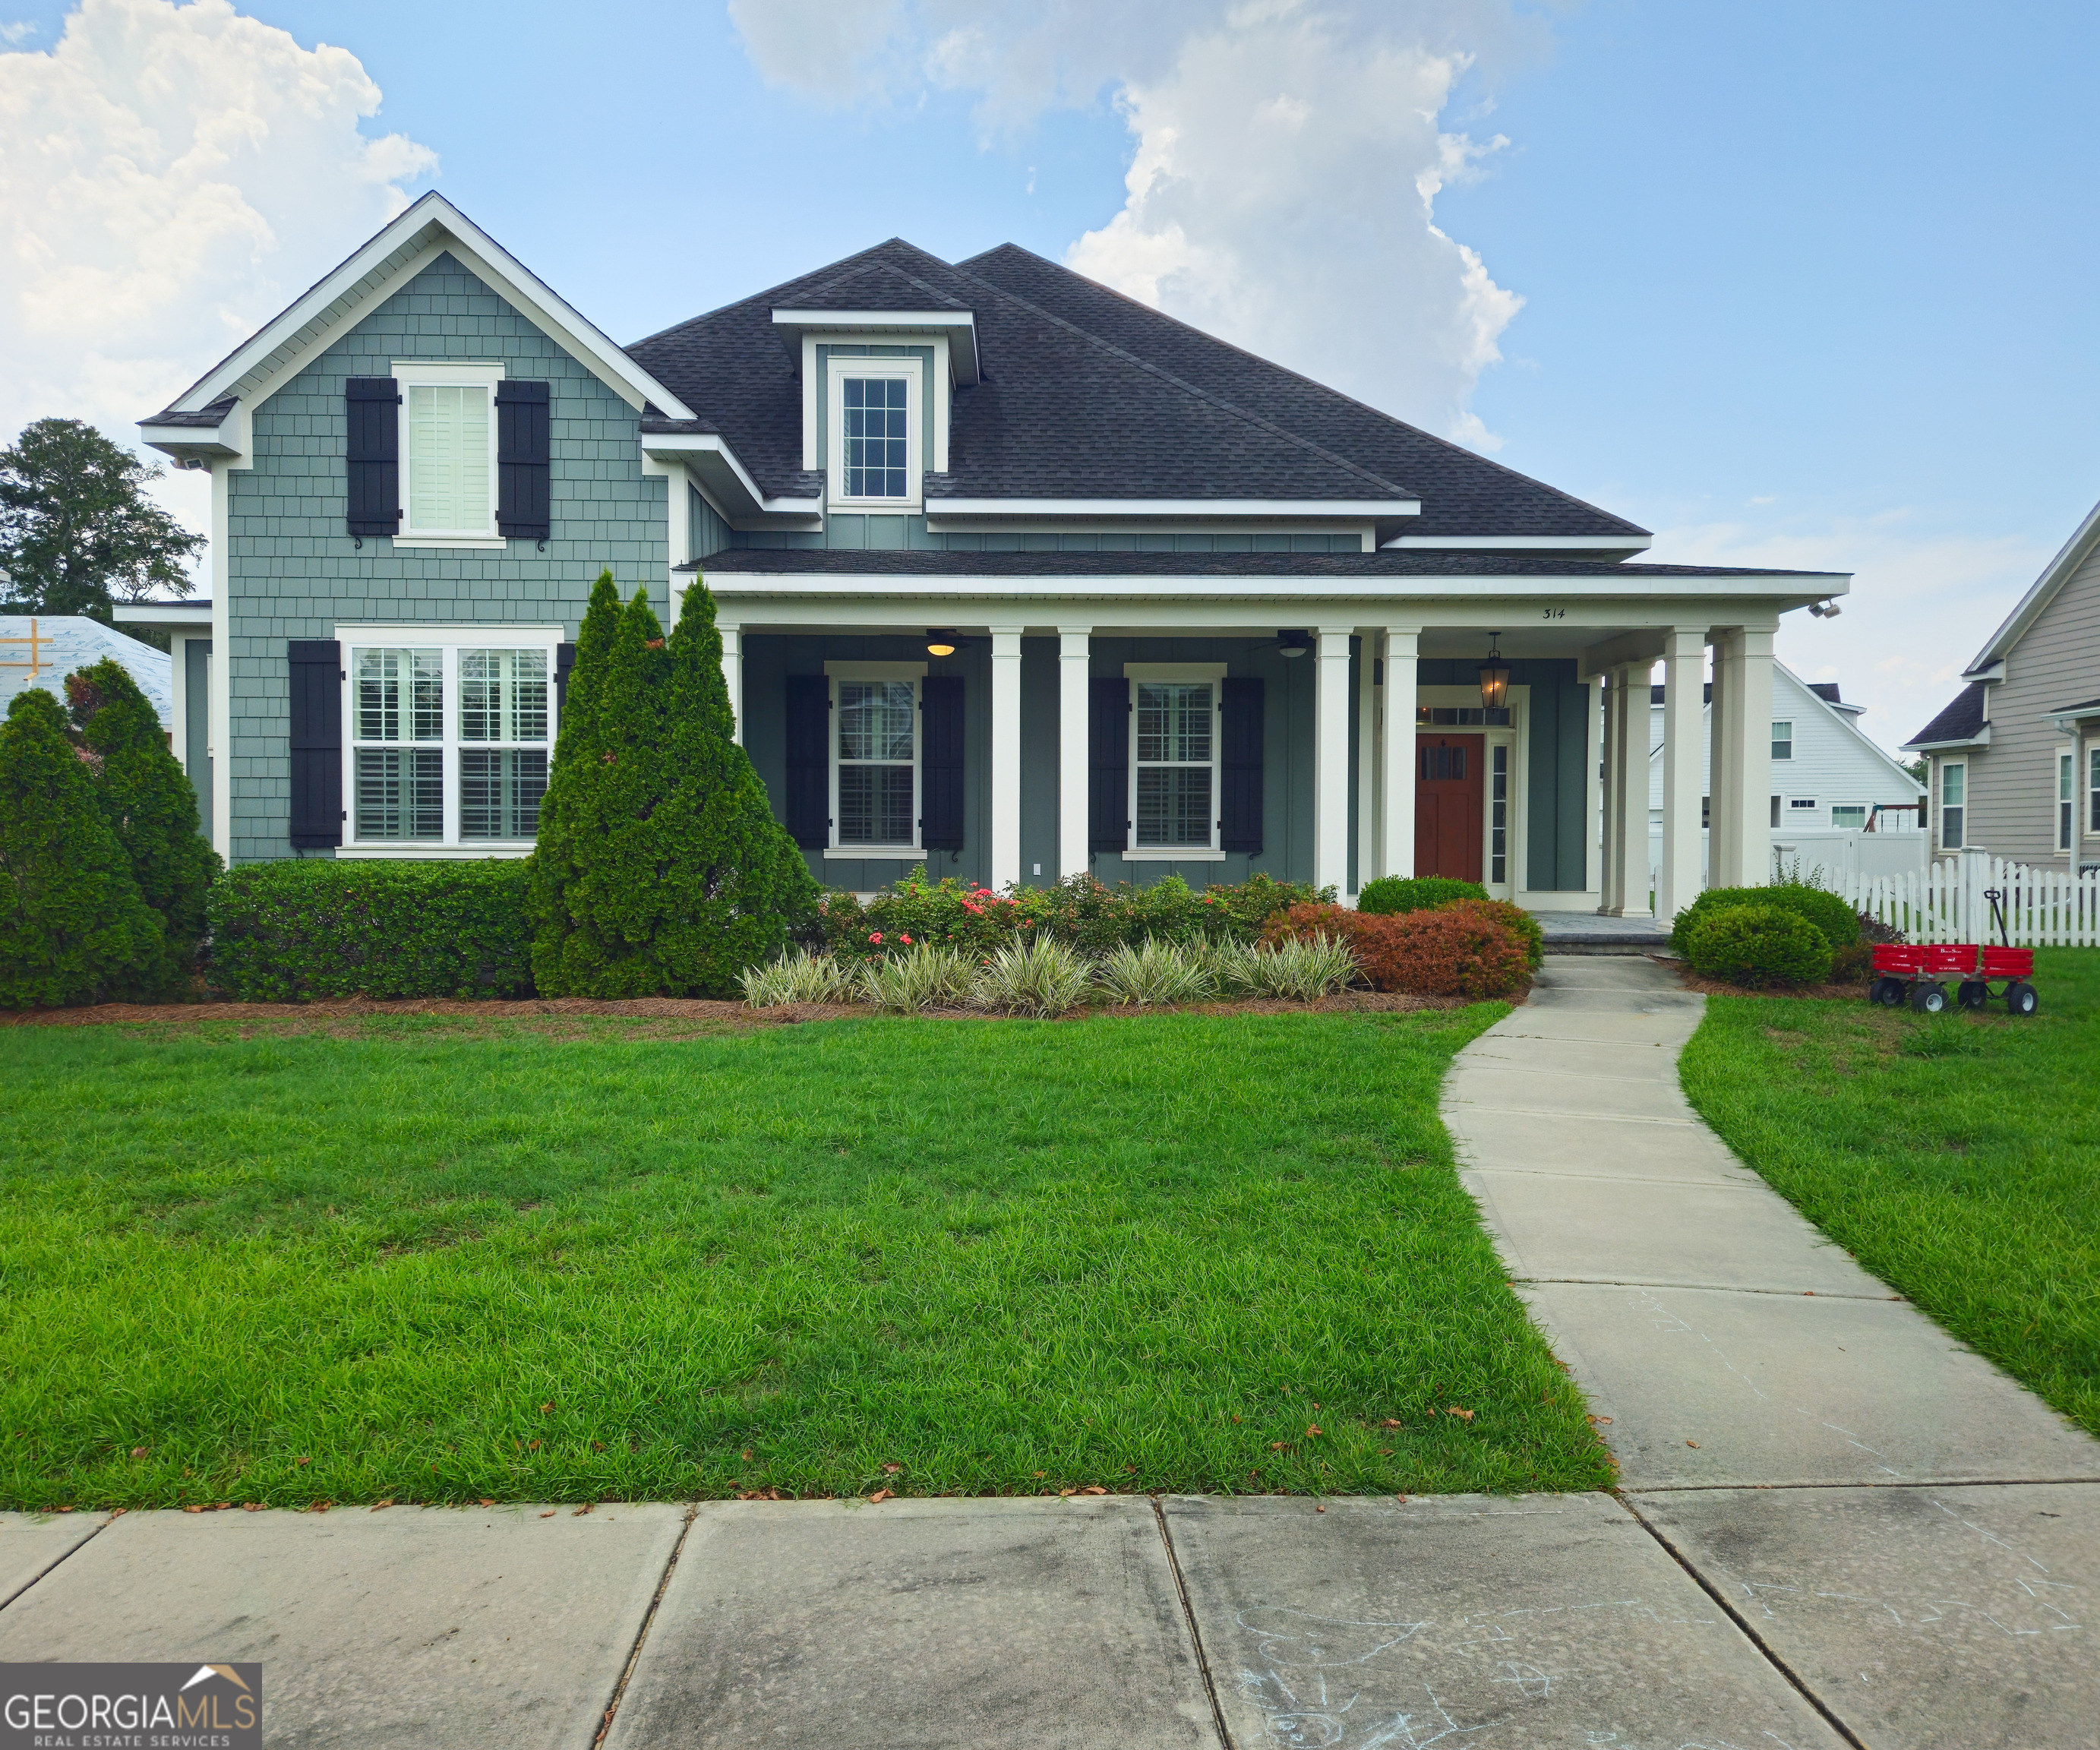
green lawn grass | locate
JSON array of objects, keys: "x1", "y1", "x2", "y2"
[
  {"x1": 1680, "y1": 948, "x2": 2100, "y2": 1434},
  {"x1": 0, "y1": 1009, "x2": 1610, "y2": 1508}
]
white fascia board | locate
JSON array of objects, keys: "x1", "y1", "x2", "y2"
[
  {"x1": 166, "y1": 193, "x2": 693, "y2": 421},
  {"x1": 1382, "y1": 533, "x2": 1652, "y2": 552},
  {"x1": 138, "y1": 420, "x2": 240, "y2": 461},
  {"x1": 927, "y1": 498, "x2": 1419, "y2": 520},
  {"x1": 1901, "y1": 728, "x2": 1991, "y2": 753},
  {"x1": 697, "y1": 570, "x2": 1852, "y2": 605},
  {"x1": 774, "y1": 309, "x2": 977, "y2": 382},
  {"x1": 1966, "y1": 494, "x2": 2100, "y2": 673},
  {"x1": 638, "y1": 432, "x2": 821, "y2": 526},
  {"x1": 114, "y1": 602, "x2": 213, "y2": 627}
]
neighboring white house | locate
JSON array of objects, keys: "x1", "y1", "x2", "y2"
[
  {"x1": 1647, "y1": 662, "x2": 1925, "y2": 887},
  {"x1": 0, "y1": 617, "x2": 173, "y2": 728}
]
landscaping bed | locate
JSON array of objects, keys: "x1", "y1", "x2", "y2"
[
  {"x1": 1678, "y1": 946, "x2": 2100, "y2": 1436},
  {"x1": 0, "y1": 1006, "x2": 1606, "y2": 1510}
]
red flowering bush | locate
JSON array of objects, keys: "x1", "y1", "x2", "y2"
[{"x1": 1262, "y1": 900, "x2": 1530, "y2": 998}]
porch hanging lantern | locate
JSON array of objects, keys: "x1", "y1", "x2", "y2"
[
  {"x1": 1477, "y1": 633, "x2": 1509, "y2": 710},
  {"x1": 924, "y1": 630, "x2": 958, "y2": 657},
  {"x1": 1276, "y1": 629, "x2": 1312, "y2": 659}
]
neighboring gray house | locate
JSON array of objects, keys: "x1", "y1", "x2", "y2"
[
  {"x1": 1905, "y1": 498, "x2": 2100, "y2": 870},
  {"x1": 139, "y1": 194, "x2": 1847, "y2": 918},
  {"x1": 0, "y1": 615, "x2": 172, "y2": 727}
]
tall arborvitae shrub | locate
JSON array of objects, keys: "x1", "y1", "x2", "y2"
[
  {"x1": 0, "y1": 688, "x2": 163, "y2": 1007},
  {"x1": 528, "y1": 576, "x2": 816, "y2": 997},
  {"x1": 68, "y1": 658, "x2": 221, "y2": 996}
]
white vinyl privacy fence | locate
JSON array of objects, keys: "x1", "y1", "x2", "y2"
[{"x1": 1836, "y1": 851, "x2": 2100, "y2": 946}]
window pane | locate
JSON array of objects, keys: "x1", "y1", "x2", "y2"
[
  {"x1": 1135, "y1": 766, "x2": 1212, "y2": 848},
  {"x1": 1832, "y1": 805, "x2": 1867, "y2": 829},
  {"x1": 406, "y1": 383, "x2": 491, "y2": 533},
  {"x1": 459, "y1": 749, "x2": 548, "y2": 839},
  {"x1": 838, "y1": 681, "x2": 914, "y2": 761},
  {"x1": 1942, "y1": 764, "x2": 1964, "y2": 807},
  {"x1": 1490, "y1": 744, "x2": 1508, "y2": 883},
  {"x1": 355, "y1": 748, "x2": 443, "y2": 839},
  {"x1": 842, "y1": 375, "x2": 909, "y2": 498},
  {"x1": 353, "y1": 649, "x2": 442, "y2": 744},
  {"x1": 1771, "y1": 721, "x2": 1793, "y2": 759},
  {"x1": 460, "y1": 649, "x2": 549, "y2": 743},
  {"x1": 1135, "y1": 683, "x2": 1213, "y2": 763},
  {"x1": 838, "y1": 763, "x2": 913, "y2": 845}
]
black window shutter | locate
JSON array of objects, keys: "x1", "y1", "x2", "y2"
[
  {"x1": 496, "y1": 381, "x2": 551, "y2": 541},
  {"x1": 785, "y1": 674, "x2": 829, "y2": 848},
  {"x1": 1221, "y1": 676, "x2": 1265, "y2": 854},
  {"x1": 344, "y1": 378, "x2": 400, "y2": 539},
  {"x1": 554, "y1": 643, "x2": 576, "y2": 712},
  {"x1": 921, "y1": 674, "x2": 965, "y2": 851},
  {"x1": 288, "y1": 640, "x2": 343, "y2": 848},
  {"x1": 1088, "y1": 677, "x2": 1129, "y2": 853}
]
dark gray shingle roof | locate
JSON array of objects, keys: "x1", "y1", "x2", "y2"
[{"x1": 1904, "y1": 682, "x2": 1988, "y2": 749}]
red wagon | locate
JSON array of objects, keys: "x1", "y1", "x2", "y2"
[{"x1": 1868, "y1": 943, "x2": 2038, "y2": 1016}]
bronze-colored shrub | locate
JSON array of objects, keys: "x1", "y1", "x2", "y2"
[{"x1": 1261, "y1": 901, "x2": 1530, "y2": 998}]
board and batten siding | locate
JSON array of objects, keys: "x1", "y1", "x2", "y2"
[
  {"x1": 223, "y1": 251, "x2": 667, "y2": 862},
  {"x1": 1961, "y1": 542, "x2": 2100, "y2": 866}
]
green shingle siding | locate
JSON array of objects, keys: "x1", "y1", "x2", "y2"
[{"x1": 224, "y1": 252, "x2": 665, "y2": 862}]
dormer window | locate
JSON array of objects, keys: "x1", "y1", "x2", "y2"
[{"x1": 828, "y1": 360, "x2": 921, "y2": 509}]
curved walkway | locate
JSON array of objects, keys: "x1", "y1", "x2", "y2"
[{"x1": 1445, "y1": 952, "x2": 2100, "y2": 1747}]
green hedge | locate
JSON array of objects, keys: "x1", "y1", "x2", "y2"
[
  {"x1": 1684, "y1": 904, "x2": 1833, "y2": 988},
  {"x1": 207, "y1": 860, "x2": 535, "y2": 1001},
  {"x1": 1669, "y1": 880, "x2": 1859, "y2": 956},
  {"x1": 1356, "y1": 876, "x2": 1490, "y2": 916}
]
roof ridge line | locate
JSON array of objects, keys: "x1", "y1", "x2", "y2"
[
  {"x1": 624, "y1": 238, "x2": 933, "y2": 351},
  {"x1": 940, "y1": 257, "x2": 1416, "y2": 501},
  {"x1": 959, "y1": 243, "x2": 1649, "y2": 536}
]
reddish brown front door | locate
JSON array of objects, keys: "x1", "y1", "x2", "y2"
[{"x1": 1414, "y1": 734, "x2": 1484, "y2": 883}]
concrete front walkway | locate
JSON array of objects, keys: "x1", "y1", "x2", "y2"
[{"x1": 3, "y1": 957, "x2": 2095, "y2": 1747}]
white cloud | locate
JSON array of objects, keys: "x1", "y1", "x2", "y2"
[
  {"x1": 1644, "y1": 508, "x2": 2047, "y2": 755},
  {"x1": 0, "y1": 0, "x2": 435, "y2": 563},
  {"x1": 728, "y1": 0, "x2": 1534, "y2": 446}
]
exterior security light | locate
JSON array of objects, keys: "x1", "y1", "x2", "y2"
[
  {"x1": 1808, "y1": 600, "x2": 1843, "y2": 619},
  {"x1": 1277, "y1": 629, "x2": 1312, "y2": 659},
  {"x1": 925, "y1": 630, "x2": 958, "y2": 657},
  {"x1": 1478, "y1": 632, "x2": 1509, "y2": 710}
]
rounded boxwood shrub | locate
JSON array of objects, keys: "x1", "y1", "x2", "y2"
[
  {"x1": 1670, "y1": 881, "x2": 1858, "y2": 956},
  {"x1": 1684, "y1": 903, "x2": 1833, "y2": 988},
  {"x1": 1356, "y1": 875, "x2": 1489, "y2": 916}
]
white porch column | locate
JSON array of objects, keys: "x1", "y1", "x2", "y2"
[
  {"x1": 1057, "y1": 627, "x2": 1091, "y2": 880},
  {"x1": 1314, "y1": 628, "x2": 1353, "y2": 895},
  {"x1": 1657, "y1": 628, "x2": 1707, "y2": 923},
  {"x1": 1378, "y1": 629, "x2": 1419, "y2": 882},
  {"x1": 1715, "y1": 627, "x2": 1774, "y2": 886},
  {"x1": 1707, "y1": 630, "x2": 1738, "y2": 885},
  {"x1": 990, "y1": 627, "x2": 1024, "y2": 891},
  {"x1": 1601, "y1": 664, "x2": 1652, "y2": 917},
  {"x1": 718, "y1": 623, "x2": 742, "y2": 744},
  {"x1": 1585, "y1": 672, "x2": 1605, "y2": 898},
  {"x1": 1356, "y1": 637, "x2": 1378, "y2": 893}
]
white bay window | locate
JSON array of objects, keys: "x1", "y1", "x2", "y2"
[{"x1": 341, "y1": 626, "x2": 559, "y2": 855}]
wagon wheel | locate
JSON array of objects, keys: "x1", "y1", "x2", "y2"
[
  {"x1": 1956, "y1": 981, "x2": 1988, "y2": 1011},
  {"x1": 2005, "y1": 980, "x2": 2039, "y2": 1017},
  {"x1": 1910, "y1": 980, "x2": 1948, "y2": 1015}
]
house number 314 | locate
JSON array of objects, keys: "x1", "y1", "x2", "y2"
[{"x1": 1540, "y1": 607, "x2": 1565, "y2": 619}]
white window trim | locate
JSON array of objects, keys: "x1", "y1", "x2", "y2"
[
  {"x1": 1771, "y1": 719, "x2": 1794, "y2": 761},
  {"x1": 1788, "y1": 797, "x2": 1819, "y2": 811},
  {"x1": 2089, "y1": 742, "x2": 2100, "y2": 840},
  {"x1": 1830, "y1": 804, "x2": 1869, "y2": 830},
  {"x1": 823, "y1": 659, "x2": 927, "y2": 859},
  {"x1": 336, "y1": 623, "x2": 561, "y2": 860},
  {"x1": 826, "y1": 359, "x2": 924, "y2": 512},
  {"x1": 1939, "y1": 757, "x2": 1967, "y2": 851},
  {"x1": 1123, "y1": 662, "x2": 1227, "y2": 861},
  {"x1": 2059, "y1": 748, "x2": 2076, "y2": 852},
  {"x1": 391, "y1": 360, "x2": 505, "y2": 546}
]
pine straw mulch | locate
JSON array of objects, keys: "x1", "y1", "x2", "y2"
[
  {"x1": 0, "y1": 985, "x2": 1505, "y2": 1039},
  {"x1": 1655, "y1": 953, "x2": 1872, "y2": 1003}
]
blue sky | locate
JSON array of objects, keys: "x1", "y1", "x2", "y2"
[{"x1": 4, "y1": 0, "x2": 2095, "y2": 748}]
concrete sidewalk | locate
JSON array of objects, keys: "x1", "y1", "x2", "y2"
[{"x1": 3, "y1": 955, "x2": 2095, "y2": 1746}]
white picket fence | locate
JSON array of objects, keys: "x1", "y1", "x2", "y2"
[{"x1": 1836, "y1": 851, "x2": 2100, "y2": 947}]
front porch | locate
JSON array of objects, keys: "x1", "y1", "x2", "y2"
[{"x1": 695, "y1": 575, "x2": 1792, "y2": 921}]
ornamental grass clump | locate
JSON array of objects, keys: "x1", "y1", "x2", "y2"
[
  {"x1": 1093, "y1": 937, "x2": 1214, "y2": 1006},
  {"x1": 860, "y1": 944, "x2": 976, "y2": 1013},
  {"x1": 1239, "y1": 935, "x2": 1360, "y2": 1000},
  {"x1": 1683, "y1": 904, "x2": 1833, "y2": 989},
  {"x1": 971, "y1": 936, "x2": 1094, "y2": 1017},
  {"x1": 740, "y1": 946, "x2": 859, "y2": 1008}
]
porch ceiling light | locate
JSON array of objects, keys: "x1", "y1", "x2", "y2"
[
  {"x1": 1478, "y1": 633, "x2": 1509, "y2": 710},
  {"x1": 1277, "y1": 629, "x2": 1312, "y2": 659},
  {"x1": 925, "y1": 630, "x2": 958, "y2": 657}
]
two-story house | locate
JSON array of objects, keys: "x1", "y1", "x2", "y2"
[
  {"x1": 1904, "y1": 497, "x2": 2100, "y2": 871},
  {"x1": 139, "y1": 194, "x2": 1847, "y2": 919}
]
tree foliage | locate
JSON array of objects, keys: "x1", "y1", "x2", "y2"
[
  {"x1": 529, "y1": 573, "x2": 818, "y2": 997},
  {"x1": 68, "y1": 657, "x2": 221, "y2": 994},
  {"x1": 0, "y1": 688, "x2": 163, "y2": 1007},
  {"x1": 0, "y1": 419, "x2": 205, "y2": 619}
]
